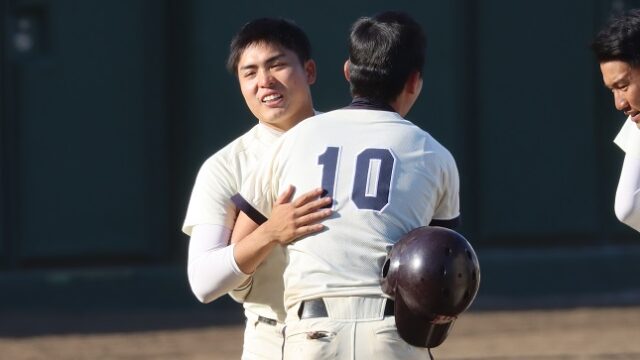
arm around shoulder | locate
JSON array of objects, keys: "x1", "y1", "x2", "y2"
[{"x1": 230, "y1": 186, "x2": 332, "y2": 274}]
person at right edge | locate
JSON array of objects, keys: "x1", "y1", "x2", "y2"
[
  {"x1": 593, "y1": 9, "x2": 640, "y2": 232},
  {"x1": 231, "y1": 11, "x2": 462, "y2": 359}
]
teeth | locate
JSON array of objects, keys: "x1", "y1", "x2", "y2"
[{"x1": 262, "y1": 94, "x2": 282, "y2": 103}]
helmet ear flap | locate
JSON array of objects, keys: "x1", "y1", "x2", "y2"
[
  {"x1": 381, "y1": 231, "x2": 413, "y2": 299},
  {"x1": 381, "y1": 256, "x2": 391, "y2": 278},
  {"x1": 380, "y1": 255, "x2": 395, "y2": 297}
]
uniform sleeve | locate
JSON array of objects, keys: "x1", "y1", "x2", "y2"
[
  {"x1": 228, "y1": 276, "x2": 254, "y2": 303},
  {"x1": 614, "y1": 154, "x2": 640, "y2": 232},
  {"x1": 187, "y1": 224, "x2": 251, "y2": 303},
  {"x1": 430, "y1": 150, "x2": 461, "y2": 229},
  {"x1": 182, "y1": 155, "x2": 238, "y2": 235},
  {"x1": 614, "y1": 118, "x2": 640, "y2": 158}
]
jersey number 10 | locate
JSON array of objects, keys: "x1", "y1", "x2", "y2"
[{"x1": 318, "y1": 147, "x2": 395, "y2": 211}]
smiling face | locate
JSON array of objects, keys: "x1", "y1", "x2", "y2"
[
  {"x1": 236, "y1": 42, "x2": 316, "y2": 132},
  {"x1": 600, "y1": 60, "x2": 640, "y2": 126}
]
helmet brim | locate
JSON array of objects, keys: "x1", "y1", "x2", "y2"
[{"x1": 394, "y1": 291, "x2": 455, "y2": 348}]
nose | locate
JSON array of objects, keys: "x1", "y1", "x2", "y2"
[
  {"x1": 257, "y1": 69, "x2": 275, "y2": 88},
  {"x1": 614, "y1": 91, "x2": 629, "y2": 111}
]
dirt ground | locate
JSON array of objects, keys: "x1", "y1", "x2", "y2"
[{"x1": 1, "y1": 306, "x2": 640, "y2": 359}]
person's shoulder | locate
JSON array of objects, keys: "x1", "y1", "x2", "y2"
[
  {"x1": 280, "y1": 109, "x2": 341, "y2": 137},
  {"x1": 396, "y1": 116, "x2": 431, "y2": 138},
  {"x1": 199, "y1": 125, "x2": 263, "y2": 170},
  {"x1": 615, "y1": 117, "x2": 640, "y2": 157},
  {"x1": 402, "y1": 120, "x2": 455, "y2": 160},
  {"x1": 301, "y1": 109, "x2": 340, "y2": 124},
  {"x1": 298, "y1": 108, "x2": 366, "y2": 127},
  {"x1": 619, "y1": 117, "x2": 640, "y2": 136},
  {"x1": 225, "y1": 123, "x2": 276, "y2": 155}
]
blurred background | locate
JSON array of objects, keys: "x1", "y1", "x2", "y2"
[{"x1": 1, "y1": 0, "x2": 640, "y2": 333}]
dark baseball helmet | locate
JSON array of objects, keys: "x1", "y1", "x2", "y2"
[{"x1": 381, "y1": 226, "x2": 480, "y2": 348}]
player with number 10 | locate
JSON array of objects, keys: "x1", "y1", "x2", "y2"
[{"x1": 232, "y1": 11, "x2": 460, "y2": 359}]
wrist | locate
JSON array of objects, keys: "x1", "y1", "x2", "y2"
[{"x1": 255, "y1": 223, "x2": 282, "y2": 246}]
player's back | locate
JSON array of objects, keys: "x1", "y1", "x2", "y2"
[{"x1": 274, "y1": 109, "x2": 460, "y2": 311}]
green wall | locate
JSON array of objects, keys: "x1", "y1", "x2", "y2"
[{"x1": 1, "y1": 0, "x2": 639, "y2": 309}]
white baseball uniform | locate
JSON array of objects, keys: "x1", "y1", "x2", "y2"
[
  {"x1": 183, "y1": 122, "x2": 287, "y2": 360},
  {"x1": 237, "y1": 102, "x2": 460, "y2": 359},
  {"x1": 614, "y1": 118, "x2": 640, "y2": 232},
  {"x1": 614, "y1": 117, "x2": 640, "y2": 158}
]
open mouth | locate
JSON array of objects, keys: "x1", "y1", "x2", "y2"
[
  {"x1": 626, "y1": 110, "x2": 640, "y2": 122},
  {"x1": 261, "y1": 94, "x2": 283, "y2": 104}
]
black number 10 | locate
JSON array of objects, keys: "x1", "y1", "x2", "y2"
[{"x1": 318, "y1": 147, "x2": 395, "y2": 211}]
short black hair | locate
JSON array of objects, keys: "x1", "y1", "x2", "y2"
[
  {"x1": 347, "y1": 11, "x2": 426, "y2": 103},
  {"x1": 592, "y1": 9, "x2": 640, "y2": 66},
  {"x1": 227, "y1": 18, "x2": 312, "y2": 74}
]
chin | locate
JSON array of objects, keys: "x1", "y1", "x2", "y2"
[{"x1": 264, "y1": 111, "x2": 287, "y2": 122}]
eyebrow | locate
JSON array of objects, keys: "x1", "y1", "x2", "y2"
[{"x1": 238, "y1": 53, "x2": 286, "y2": 72}]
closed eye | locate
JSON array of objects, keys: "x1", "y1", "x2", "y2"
[{"x1": 271, "y1": 62, "x2": 287, "y2": 70}]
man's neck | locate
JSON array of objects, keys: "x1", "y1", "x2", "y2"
[{"x1": 346, "y1": 97, "x2": 396, "y2": 112}]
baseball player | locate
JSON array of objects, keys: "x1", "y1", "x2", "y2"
[
  {"x1": 232, "y1": 11, "x2": 460, "y2": 359},
  {"x1": 592, "y1": 9, "x2": 640, "y2": 232},
  {"x1": 182, "y1": 18, "x2": 331, "y2": 360}
]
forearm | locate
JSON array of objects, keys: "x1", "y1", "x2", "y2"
[
  {"x1": 187, "y1": 224, "x2": 250, "y2": 303},
  {"x1": 229, "y1": 186, "x2": 331, "y2": 274},
  {"x1": 615, "y1": 154, "x2": 640, "y2": 232},
  {"x1": 232, "y1": 215, "x2": 279, "y2": 274}
]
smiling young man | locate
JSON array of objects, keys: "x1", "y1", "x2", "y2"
[
  {"x1": 235, "y1": 43, "x2": 317, "y2": 133},
  {"x1": 593, "y1": 9, "x2": 640, "y2": 232},
  {"x1": 182, "y1": 18, "x2": 331, "y2": 360}
]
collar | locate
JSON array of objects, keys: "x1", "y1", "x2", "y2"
[{"x1": 344, "y1": 97, "x2": 396, "y2": 112}]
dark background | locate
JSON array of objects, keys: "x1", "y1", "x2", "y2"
[{"x1": 2, "y1": 0, "x2": 640, "y2": 328}]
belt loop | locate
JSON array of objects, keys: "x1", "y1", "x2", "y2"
[{"x1": 257, "y1": 315, "x2": 278, "y2": 326}]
